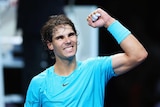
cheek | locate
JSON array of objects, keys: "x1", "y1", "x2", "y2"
[
  {"x1": 72, "y1": 38, "x2": 78, "y2": 46},
  {"x1": 74, "y1": 36, "x2": 78, "y2": 42},
  {"x1": 53, "y1": 45, "x2": 61, "y2": 56}
]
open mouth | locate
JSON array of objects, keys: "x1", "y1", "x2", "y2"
[
  {"x1": 64, "y1": 46, "x2": 74, "y2": 51},
  {"x1": 65, "y1": 47, "x2": 72, "y2": 50}
]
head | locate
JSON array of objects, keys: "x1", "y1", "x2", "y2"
[{"x1": 41, "y1": 14, "x2": 78, "y2": 60}]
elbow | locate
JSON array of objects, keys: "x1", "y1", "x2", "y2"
[{"x1": 136, "y1": 50, "x2": 148, "y2": 63}]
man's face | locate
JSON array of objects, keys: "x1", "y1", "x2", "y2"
[{"x1": 50, "y1": 24, "x2": 78, "y2": 60}]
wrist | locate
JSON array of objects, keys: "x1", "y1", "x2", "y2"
[
  {"x1": 107, "y1": 20, "x2": 131, "y2": 44},
  {"x1": 104, "y1": 17, "x2": 115, "y2": 28}
]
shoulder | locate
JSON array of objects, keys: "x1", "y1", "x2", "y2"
[
  {"x1": 29, "y1": 66, "x2": 53, "y2": 89},
  {"x1": 25, "y1": 66, "x2": 54, "y2": 102},
  {"x1": 82, "y1": 56, "x2": 111, "y2": 65},
  {"x1": 77, "y1": 56, "x2": 112, "y2": 71}
]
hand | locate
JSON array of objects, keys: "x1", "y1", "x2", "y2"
[{"x1": 87, "y1": 8, "x2": 115, "y2": 28}]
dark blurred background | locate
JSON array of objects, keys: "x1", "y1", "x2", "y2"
[{"x1": 1, "y1": 0, "x2": 160, "y2": 107}]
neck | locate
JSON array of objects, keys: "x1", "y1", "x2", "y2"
[{"x1": 54, "y1": 57, "x2": 77, "y2": 76}]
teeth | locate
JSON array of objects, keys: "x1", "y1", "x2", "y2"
[{"x1": 65, "y1": 47, "x2": 72, "y2": 51}]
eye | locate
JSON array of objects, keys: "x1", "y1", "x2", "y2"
[
  {"x1": 68, "y1": 32, "x2": 76, "y2": 37},
  {"x1": 56, "y1": 35, "x2": 64, "y2": 40}
]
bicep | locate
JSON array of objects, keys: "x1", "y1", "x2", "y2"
[{"x1": 111, "y1": 53, "x2": 136, "y2": 75}]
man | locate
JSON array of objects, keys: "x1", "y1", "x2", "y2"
[{"x1": 24, "y1": 8, "x2": 148, "y2": 107}]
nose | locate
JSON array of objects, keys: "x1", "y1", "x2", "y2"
[{"x1": 64, "y1": 37, "x2": 71, "y2": 43}]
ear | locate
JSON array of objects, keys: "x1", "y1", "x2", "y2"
[{"x1": 47, "y1": 42, "x2": 54, "y2": 50}]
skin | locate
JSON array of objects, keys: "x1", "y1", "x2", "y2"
[
  {"x1": 47, "y1": 25, "x2": 78, "y2": 76},
  {"x1": 47, "y1": 8, "x2": 148, "y2": 76}
]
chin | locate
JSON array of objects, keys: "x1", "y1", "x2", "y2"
[{"x1": 67, "y1": 54, "x2": 76, "y2": 59}]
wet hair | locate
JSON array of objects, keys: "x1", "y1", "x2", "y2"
[{"x1": 40, "y1": 14, "x2": 77, "y2": 59}]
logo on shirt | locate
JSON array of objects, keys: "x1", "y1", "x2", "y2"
[{"x1": 62, "y1": 83, "x2": 69, "y2": 87}]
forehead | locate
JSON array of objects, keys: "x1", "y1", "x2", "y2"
[{"x1": 54, "y1": 25, "x2": 73, "y2": 36}]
